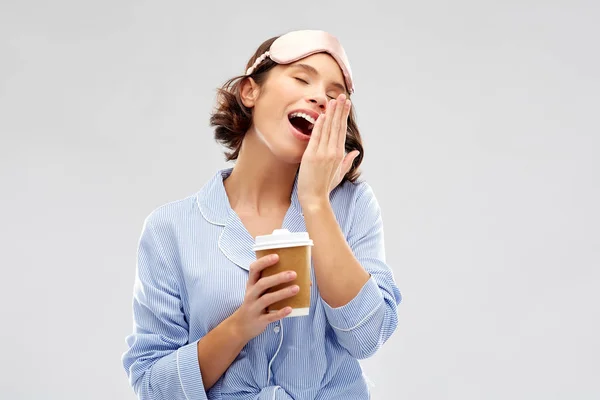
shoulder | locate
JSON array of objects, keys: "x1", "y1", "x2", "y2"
[
  {"x1": 331, "y1": 178, "x2": 379, "y2": 210},
  {"x1": 330, "y1": 178, "x2": 382, "y2": 232},
  {"x1": 143, "y1": 169, "x2": 226, "y2": 228},
  {"x1": 144, "y1": 195, "x2": 197, "y2": 226}
]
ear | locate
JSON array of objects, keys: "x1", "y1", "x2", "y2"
[{"x1": 240, "y1": 77, "x2": 260, "y2": 108}]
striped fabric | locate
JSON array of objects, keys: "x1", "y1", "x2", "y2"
[{"x1": 122, "y1": 168, "x2": 402, "y2": 400}]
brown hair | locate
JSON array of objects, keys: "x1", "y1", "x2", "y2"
[{"x1": 209, "y1": 35, "x2": 364, "y2": 184}]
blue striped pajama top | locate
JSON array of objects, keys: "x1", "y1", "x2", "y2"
[{"x1": 122, "y1": 167, "x2": 402, "y2": 399}]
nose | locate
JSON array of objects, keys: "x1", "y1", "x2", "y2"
[{"x1": 307, "y1": 91, "x2": 328, "y2": 111}]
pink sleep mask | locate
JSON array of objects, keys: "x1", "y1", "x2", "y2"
[{"x1": 245, "y1": 30, "x2": 355, "y2": 94}]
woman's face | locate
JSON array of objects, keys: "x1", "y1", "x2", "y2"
[{"x1": 242, "y1": 53, "x2": 347, "y2": 164}]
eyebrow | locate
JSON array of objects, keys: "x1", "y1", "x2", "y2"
[{"x1": 290, "y1": 63, "x2": 347, "y2": 93}]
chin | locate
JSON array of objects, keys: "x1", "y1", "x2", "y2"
[
  {"x1": 259, "y1": 125, "x2": 308, "y2": 165},
  {"x1": 273, "y1": 147, "x2": 305, "y2": 165}
]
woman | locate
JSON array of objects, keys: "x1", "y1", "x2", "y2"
[{"x1": 122, "y1": 30, "x2": 402, "y2": 400}]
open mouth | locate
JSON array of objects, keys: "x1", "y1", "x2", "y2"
[{"x1": 288, "y1": 112, "x2": 316, "y2": 136}]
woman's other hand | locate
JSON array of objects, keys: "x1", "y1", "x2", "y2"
[{"x1": 230, "y1": 254, "x2": 299, "y2": 340}]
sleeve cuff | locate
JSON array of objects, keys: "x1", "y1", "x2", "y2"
[
  {"x1": 322, "y1": 275, "x2": 384, "y2": 331},
  {"x1": 177, "y1": 340, "x2": 208, "y2": 399}
]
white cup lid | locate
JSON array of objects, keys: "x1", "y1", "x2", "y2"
[{"x1": 253, "y1": 229, "x2": 313, "y2": 251}]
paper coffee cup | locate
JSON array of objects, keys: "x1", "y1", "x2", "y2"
[{"x1": 253, "y1": 229, "x2": 313, "y2": 317}]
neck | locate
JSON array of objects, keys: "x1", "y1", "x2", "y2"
[{"x1": 224, "y1": 128, "x2": 298, "y2": 216}]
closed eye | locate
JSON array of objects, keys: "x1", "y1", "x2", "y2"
[{"x1": 295, "y1": 77, "x2": 336, "y2": 100}]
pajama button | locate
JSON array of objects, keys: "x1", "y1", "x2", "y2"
[{"x1": 274, "y1": 324, "x2": 280, "y2": 333}]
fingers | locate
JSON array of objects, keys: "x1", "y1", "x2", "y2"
[
  {"x1": 337, "y1": 99, "x2": 351, "y2": 150},
  {"x1": 340, "y1": 150, "x2": 359, "y2": 176},
  {"x1": 250, "y1": 270, "x2": 297, "y2": 301},
  {"x1": 247, "y1": 254, "x2": 279, "y2": 288},
  {"x1": 260, "y1": 306, "x2": 293, "y2": 324},
  {"x1": 307, "y1": 112, "x2": 325, "y2": 151},
  {"x1": 327, "y1": 95, "x2": 345, "y2": 151},
  {"x1": 318, "y1": 99, "x2": 336, "y2": 151},
  {"x1": 309, "y1": 94, "x2": 351, "y2": 156},
  {"x1": 257, "y1": 284, "x2": 299, "y2": 310}
]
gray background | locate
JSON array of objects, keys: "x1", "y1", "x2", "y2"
[{"x1": 1, "y1": 1, "x2": 598, "y2": 399}]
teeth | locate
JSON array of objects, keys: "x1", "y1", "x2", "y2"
[{"x1": 289, "y1": 112, "x2": 316, "y2": 124}]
